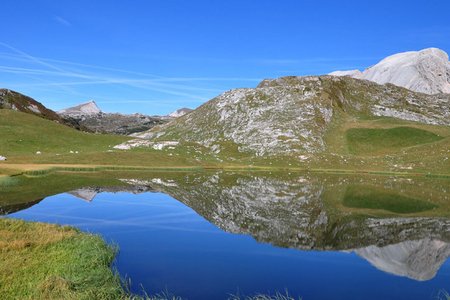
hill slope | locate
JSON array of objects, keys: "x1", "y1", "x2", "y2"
[
  {"x1": 330, "y1": 48, "x2": 450, "y2": 94},
  {"x1": 129, "y1": 76, "x2": 449, "y2": 153},
  {"x1": 0, "y1": 110, "x2": 127, "y2": 158},
  {"x1": 1, "y1": 89, "x2": 64, "y2": 123},
  {"x1": 115, "y1": 76, "x2": 450, "y2": 172},
  {"x1": 0, "y1": 89, "x2": 88, "y2": 131}
]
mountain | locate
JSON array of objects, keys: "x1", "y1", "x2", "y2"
[
  {"x1": 168, "y1": 107, "x2": 193, "y2": 118},
  {"x1": 58, "y1": 101, "x2": 168, "y2": 135},
  {"x1": 116, "y1": 75, "x2": 450, "y2": 171},
  {"x1": 330, "y1": 48, "x2": 450, "y2": 94},
  {"x1": 58, "y1": 100, "x2": 101, "y2": 117}
]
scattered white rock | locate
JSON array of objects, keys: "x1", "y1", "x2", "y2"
[
  {"x1": 119, "y1": 178, "x2": 177, "y2": 187},
  {"x1": 36, "y1": 151, "x2": 41, "y2": 155},
  {"x1": 27, "y1": 104, "x2": 41, "y2": 114},
  {"x1": 114, "y1": 139, "x2": 179, "y2": 150},
  {"x1": 151, "y1": 178, "x2": 178, "y2": 187},
  {"x1": 152, "y1": 141, "x2": 179, "y2": 150},
  {"x1": 114, "y1": 139, "x2": 153, "y2": 150}
]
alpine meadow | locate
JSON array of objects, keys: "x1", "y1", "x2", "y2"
[{"x1": 1, "y1": 1, "x2": 449, "y2": 300}]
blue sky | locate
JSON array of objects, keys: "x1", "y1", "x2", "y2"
[{"x1": 1, "y1": 0, "x2": 449, "y2": 115}]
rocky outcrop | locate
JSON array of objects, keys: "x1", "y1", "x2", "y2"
[
  {"x1": 330, "y1": 48, "x2": 450, "y2": 94},
  {"x1": 123, "y1": 76, "x2": 449, "y2": 155}
]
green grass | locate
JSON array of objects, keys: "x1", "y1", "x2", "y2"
[
  {"x1": 1, "y1": 109, "x2": 449, "y2": 176},
  {"x1": 0, "y1": 110, "x2": 217, "y2": 168},
  {"x1": 0, "y1": 110, "x2": 128, "y2": 156},
  {"x1": 346, "y1": 126, "x2": 444, "y2": 155},
  {"x1": 343, "y1": 185, "x2": 437, "y2": 213},
  {"x1": 0, "y1": 218, "x2": 127, "y2": 299}
]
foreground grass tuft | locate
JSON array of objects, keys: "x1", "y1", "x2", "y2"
[{"x1": 0, "y1": 218, "x2": 126, "y2": 299}]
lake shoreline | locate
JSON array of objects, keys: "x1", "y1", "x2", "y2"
[{"x1": 1, "y1": 162, "x2": 449, "y2": 178}]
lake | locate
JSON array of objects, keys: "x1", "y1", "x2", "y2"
[{"x1": 1, "y1": 171, "x2": 449, "y2": 299}]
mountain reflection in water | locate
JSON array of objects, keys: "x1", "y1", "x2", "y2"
[
  {"x1": 115, "y1": 173, "x2": 450, "y2": 281},
  {"x1": 3, "y1": 171, "x2": 447, "y2": 283}
]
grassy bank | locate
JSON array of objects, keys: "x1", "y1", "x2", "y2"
[{"x1": 0, "y1": 218, "x2": 127, "y2": 299}]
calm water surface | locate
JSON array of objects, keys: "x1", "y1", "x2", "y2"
[{"x1": 2, "y1": 172, "x2": 450, "y2": 299}]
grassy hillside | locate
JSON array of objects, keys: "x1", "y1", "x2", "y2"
[
  {"x1": 1, "y1": 75, "x2": 449, "y2": 175},
  {"x1": 346, "y1": 126, "x2": 444, "y2": 155},
  {"x1": 0, "y1": 110, "x2": 218, "y2": 169},
  {"x1": 115, "y1": 75, "x2": 449, "y2": 174},
  {"x1": 0, "y1": 89, "x2": 63, "y2": 122},
  {"x1": 319, "y1": 112, "x2": 450, "y2": 174},
  {"x1": 0, "y1": 110, "x2": 127, "y2": 156}
]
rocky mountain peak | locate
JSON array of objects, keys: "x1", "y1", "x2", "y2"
[
  {"x1": 58, "y1": 100, "x2": 101, "y2": 117},
  {"x1": 330, "y1": 48, "x2": 450, "y2": 94}
]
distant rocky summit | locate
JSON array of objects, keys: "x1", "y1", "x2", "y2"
[
  {"x1": 0, "y1": 88, "x2": 193, "y2": 136},
  {"x1": 168, "y1": 107, "x2": 193, "y2": 118},
  {"x1": 58, "y1": 100, "x2": 101, "y2": 117},
  {"x1": 330, "y1": 48, "x2": 450, "y2": 94},
  {"x1": 58, "y1": 102, "x2": 193, "y2": 135},
  {"x1": 58, "y1": 101, "x2": 167, "y2": 135}
]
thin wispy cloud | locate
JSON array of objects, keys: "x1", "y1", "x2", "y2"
[
  {"x1": 0, "y1": 43, "x2": 259, "y2": 100},
  {"x1": 0, "y1": 42, "x2": 375, "y2": 111},
  {"x1": 0, "y1": 43, "x2": 263, "y2": 108},
  {"x1": 0, "y1": 42, "x2": 374, "y2": 113},
  {"x1": 54, "y1": 16, "x2": 71, "y2": 27}
]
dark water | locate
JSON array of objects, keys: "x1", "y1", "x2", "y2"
[{"x1": 2, "y1": 172, "x2": 450, "y2": 299}]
